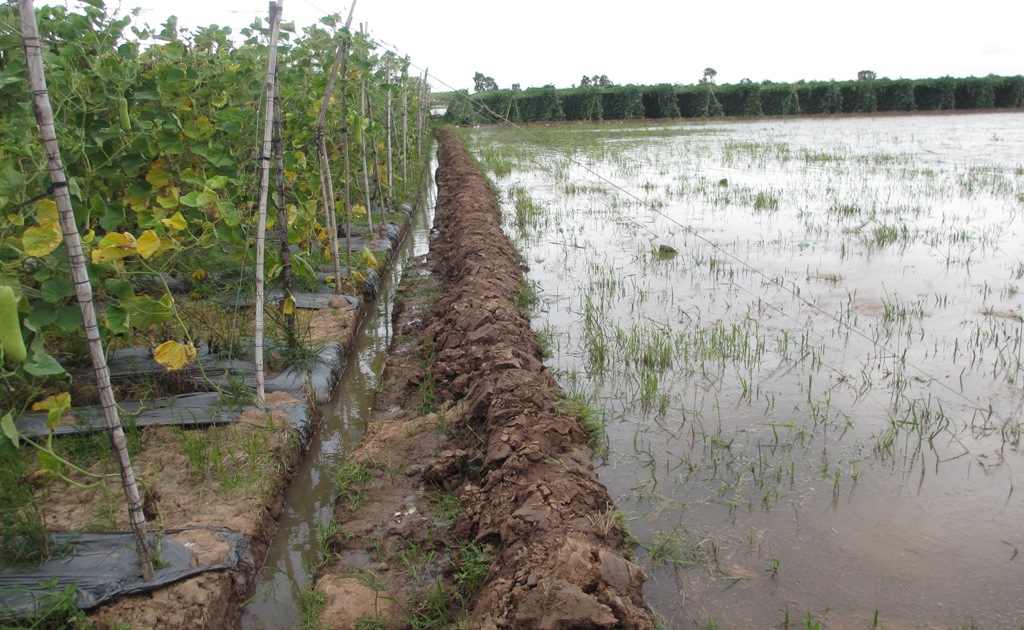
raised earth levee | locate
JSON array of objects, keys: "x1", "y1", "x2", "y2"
[
  {"x1": 316, "y1": 127, "x2": 654, "y2": 629},
  {"x1": 426, "y1": 127, "x2": 654, "y2": 628}
]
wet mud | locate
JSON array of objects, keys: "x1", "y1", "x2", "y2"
[{"x1": 317, "y1": 128, "x2": 653, "y2": 629}]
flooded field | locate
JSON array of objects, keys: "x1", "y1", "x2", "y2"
[{"x1": 460, "y1": 112, "x2": 1024, "y2": 629}]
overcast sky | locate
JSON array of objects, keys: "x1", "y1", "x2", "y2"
[{"x1": 105, "y1": 0, "x2": 1022, "y2": 92}]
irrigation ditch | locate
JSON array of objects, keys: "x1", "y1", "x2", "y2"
[
  {"x1": 1, "y1": 201, "x2": 419, "y2": 629},
  {"x1": 300, "y1": 127, "x2": 654, "y2": 629}
]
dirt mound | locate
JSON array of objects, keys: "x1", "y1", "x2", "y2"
[{"x1": 422, "y1": 128, "x2": 654, "y2": 628}]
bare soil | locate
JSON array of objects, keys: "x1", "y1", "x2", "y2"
[{"x1": 314, "y1": 128, "x2": 654, "y2": 629}]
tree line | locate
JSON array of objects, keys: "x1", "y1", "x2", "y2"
[{"x1": 445, "y1": 72, "x2": 1024, "y2": 124}]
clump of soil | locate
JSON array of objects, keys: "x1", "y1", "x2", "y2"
[{"x1": 317, "y1": 129, "x2": 654, "y2": 629}]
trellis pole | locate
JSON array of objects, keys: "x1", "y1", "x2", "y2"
[
  {"x1": 254, "y1": 0, "x2": 283, "y2": 406},
  {"x1": 359, "y1": 76, "x2": 374, "y2": 232},
  {"x1": 18, "y1": 0, "x2": 153, "y2": 579},
  {"x1": 385, "y1": 55, "x2": 393, "y2": 201},
  {"x1": 272, "y1": 75, "x2": 295, "y2": 334},
  {"x1": 315, "y1": 0, "x2": 357, "y2": 289}
]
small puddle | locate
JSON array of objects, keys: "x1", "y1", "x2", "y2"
[{"x1": 241, "y1": 163, "x2": 436, "y2": 629}]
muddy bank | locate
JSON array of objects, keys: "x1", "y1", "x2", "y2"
[
  {"x1": 426, "y1": 128, "x2": 653, "y2": 628},
  {"x1": 317, "y1": 129, "x2": 653, "y2": 629}
]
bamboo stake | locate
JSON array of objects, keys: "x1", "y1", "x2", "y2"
[
  {"x1": 385, "y1": 56, "x2": 393, "y2": 202},
  {"x1": 315, "y1": 47, "x2": 345, "y2": 294},
  {"x1": 315, "y1": 0, "x2": 357, "y2": 293},
  {"x1": 254, "y1": 0, "x2": 283, "y2": 407},
  {"x1": 402, "y1": 71, "x2": 408, "y2": 182},
  {"x1": 366, "y1": 88, "x2": 386, "y2": 213},
  {"x1": 416, "y1": 68, "x2": 429, "y2": 162},
  {"x1": 339, "y1": 46, "x2": 354, "y2": 265},
  {"x1": 272, "y1": 74, "x2": 295, "y2": 334},
  {"x1": 18, "y1": 0, "x2": 153, "y2": 579},
  {"x1": 359, "y1": 77, "x2": 373, "y2": 232}
]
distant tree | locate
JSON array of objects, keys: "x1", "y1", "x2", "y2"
[
  {"x1": 580, "y1": 75, "x2": 612, "y2": 88},
  {"x1": 473, "y1": 72, "x2": 498, "y2": 92},
  {"x1": 699, "y1": 67, "x2": 721, "y2": 116},
  {"x1": 511, "y1": 83, "x2": 521, "y2": 92},
  {"x1": 857, "y1": 70, "x2": 877, "y2": 81}
]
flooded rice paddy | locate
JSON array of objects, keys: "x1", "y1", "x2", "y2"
[{"x1": 461, "y1": 112, "x2": 1024, "y2": 629}]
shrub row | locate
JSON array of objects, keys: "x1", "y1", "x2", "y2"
[{"x1": 444, "y1": 75, "x2": 1024, "y2": 124}]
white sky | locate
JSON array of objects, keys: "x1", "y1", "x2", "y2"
[{"x1": 103, "y1": 0, "x2": 1023, "y2": 91}]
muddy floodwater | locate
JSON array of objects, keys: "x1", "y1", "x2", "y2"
[
  {"x1": 241, "y1": 179, "x2": 436, "y2": 629},
  {"x1": 461, "y1": 112, "x2": 1024, "y2": 629}
]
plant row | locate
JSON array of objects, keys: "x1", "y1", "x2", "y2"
[{"x1": 0, "y1": 3, "x2": 428, "y2": 411}]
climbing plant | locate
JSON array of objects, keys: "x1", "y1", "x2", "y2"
[{"x1": 0, "y1": 2, "x2": 427, "y2": 427}]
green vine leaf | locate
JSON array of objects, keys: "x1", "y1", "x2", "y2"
[
  {"x1": 1, "y1": 412, "x2": 18, "y2": 448},
  {"x1": 122, "y1": 293, "x2": 175, "y2": 330},
  {"x1": 22, "y1": 353, "x2": 67, "y2": 377}
]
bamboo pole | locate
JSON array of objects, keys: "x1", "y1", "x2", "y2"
[
  {"x1": 272, "y1": 74, "x2": 295, "y2": 334},
  {"x1": 385, "y1": 56, "x2": 393, "y2": 202},
  {"x1": 338, "y1": 45, "x2": 354, "y2": 265},
  {"x1": 18, "y1": 0, "x2": 153, "y2": 579},
  {"x1": 254, "y1": 0, "x2": 283, "y2": 406},
  {"x1": 315, "y1": 0, "x2": 357, "y2": 292},
  {"x1": 366, "y1": 89, "x2": 386, "y2": 213},
  {"x1": 402, "y1": 71, "x2": 408, "y2": 182},
  {"x1": 315, "y1": 41, "x2": 345, "y2": 295},
  {"x1": 416, "y1": 68, "x2": 429, "y2": 162},
  {"x1": 359, "y1": 77, "x2": 373, "y2": 232}
]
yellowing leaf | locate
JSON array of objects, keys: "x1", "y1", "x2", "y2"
[
  {"x1": 361, "y1": 247, "x2": 379, "y2": 271},
  {"x1": 280, "y1": 294, "x2": 296, "y2": 315},
  {"x1": 136, "y1": 230, "x2": 161, "y2": 259},
  {"x1": 97, "y1": 231, "x2": 136, "y2": 248},
  {"x1": 161, "y1": 211, "x2": 187, "y2": 231},
  {"x1": 350, "y1": 270, "x2": 365, "y2": 283},
  {"x1": 191, "y1": 268, "x2": 207, "y2": 281},
  {"x1": 145, "y1": 161, "x2": 173, "y2": 187},
  {"x1": 32, "y1": 392, "x2": 71, "y2": 432},
  {"x1": 23, "y1": 218, "x2": 63, "y2": 256},
  {"x1": 153, "y1": 340, "x2": 197, "y2": 371},
  {"x1": 91, "y1": 232, "x2": 137, "y2": 264},
  {"x1": 82, "y1": 229, "x2": 95, "y2": 244},
  {"x1": 156, "y1": 188, "x2": 180, "y2": 209},
  {"x1": 352, "y1": 203, "x2": 367, "y2": 216},
  {"x1": 34, "y1": 198, "x2": 58, "y2": 222}
]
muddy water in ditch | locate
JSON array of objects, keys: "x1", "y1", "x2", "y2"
[
  {"x1": 463, "y1": 114, "x2": 1024, "y2": 629},
  {"x1": 241, "y1": 173, "x2": 435, "y2": 630}
]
